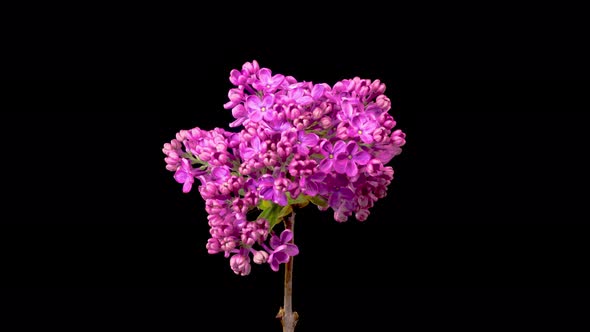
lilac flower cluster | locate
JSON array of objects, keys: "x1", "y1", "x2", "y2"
[{"x1": 163, "y1": 60, "x2": 406, "y2": 276}]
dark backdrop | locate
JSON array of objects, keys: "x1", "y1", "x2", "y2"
[{"x1": 2, "y1": 44, "x2": 589, "y2": 330}]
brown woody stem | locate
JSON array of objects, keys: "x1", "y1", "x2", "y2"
[{"x1": 277, "y1": 211, "x2": 298, "y2": 332}]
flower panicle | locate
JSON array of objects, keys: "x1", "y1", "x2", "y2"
[{"x1": 163, "y1": 60, "x2": 406, "y2": 276}]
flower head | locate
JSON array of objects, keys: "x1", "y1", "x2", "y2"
[{"x1": 164, "y1": 60, "x2": 405, "y2": 275}]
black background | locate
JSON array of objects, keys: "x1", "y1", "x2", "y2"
[{"x1": 2, "y1": 18, "x2": 590, "y2": 331}]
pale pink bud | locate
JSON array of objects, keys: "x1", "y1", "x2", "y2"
[
  {"x1": 376, "y1": 95, "x2": 391, "y2": 110},
  {"x1": 253, "y1": 250, "x2": 269, "y2": 264},
  {"x1": 355, "y1": 209, "x2": 370, "y2": 222}
]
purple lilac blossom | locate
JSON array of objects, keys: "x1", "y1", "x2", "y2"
[{"x1": 163, "y1": 60, "x2": 406, "y2": 275}]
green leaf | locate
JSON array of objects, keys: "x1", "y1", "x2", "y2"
[
  {"x1": 310, "y1": 153, "x2": 325, "y2": 160},
  {"x1": 257, "y1": 199, "x2": 273, "y2": 210},
  {"x1": 258, "y1": 202, "x2": 284, "y2": 230},
  {"x1": 278, "y1": 205, "x2": 293, "y2": 219},
  {"x1": 287, "y1": 193, "x2": 309, "y2": 208},
  {"x1": 309, "y1": 195, "x2": 328, "y2": 208}
]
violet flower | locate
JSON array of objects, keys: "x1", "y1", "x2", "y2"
[
  {"x1": 253, "y1": 68, "x2": 285, "y2": 93},
  {"x1": 318, "y1": 140, "x2": 346, "y2": 173},
  {"x1": 246, "y1": 94, "x2": 275, "y2": 123},
  {"x1": 349, "y1": 114, "x2": 379, "y2": 144},
  {"x1": 294, "y1": 130, "x2": 319, "y2": 156},
  {"x1": 258, "y1": 175, "x2": 289, "y2": 206},
  {"x1": 173, "y1": 158, "x2": 204, "y2": 193},
  {"x1": 267, "y1": 230, "x2": 299, "y2": 272},
  {"x1": 334, "y1": 141, "x2": 371, "y2": 177}
]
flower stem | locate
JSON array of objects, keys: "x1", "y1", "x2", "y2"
[{"x1": 277, "y1": 211, "x2": 298, "y2": 332}]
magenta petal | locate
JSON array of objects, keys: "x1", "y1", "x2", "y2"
[
  {"x1": 229, "y1": 69, "x2": 241, "y2": 85},
  {"x1": 312, "y1": 84, "x2": 324, "y2": 99},
  {"x1": 280, "y1": 230, "x2": 293, "y2": 243},
  {"x1": 296, "y1": 96, "x2": 314, "y2": 105},
  {"x1": 241, "y1": 147, "x2": 254, "y2": 160},
  {"x1": 182, "y1": 178, "x2": 193, "y2": 193},
  {"x1": 334, "y1": 158, "x2": 349, "y2": 174},
  {"x1": 354, "y1": 151, "x2": 371, "y2": 165},
  {"x1": 262, "y1": 94, "x2": 274, "y2": 107},
  {"x1": 258, "y1": 68, "x2": 271, "y2": 82},
  {"x1": 174, "y1": 170, "x2": 187, "y2": 184},
  {"x1": 275, "y1": 190, "x2": 288, "y2": 206},
  {"x1": 269, "y1": 257, "x2": 280, "y2": 272},
  {"x1": 332, "y1": 140, "x2": 346, "y2": 155},
  {"x1": 249, "y1": 110, "x2": 262, "y2": 122},
  {"x1": 302, "y1": 133, "x2": 319, "y2": 146},
  {"x1": 318, "y1": 158, "x2": 333, "y2": 173},
  {"x1": 341, "y1": 100, "x2": 354, "y2": 118},
  {"x1": 364, "y1": 120, "x2": 378, "y2": 132},
  {"x1": 211, "y1": 167, "x2": 229, "y2": 180},
  {"x1": 351, "y1": 116, "x2": 362, "y2": 129},
  {"x1": 291, "y1": 88, "x2": 303, "y2": 100},
  {"x1": 345, "y1": 161, "x2": 358, "y2": 177},
  {"x1": 246, "y1": 95, "x2": 261, "y2": 110},
  {"x1": 270, "y1": 235, "x2": 281, "y2": 249},
  {"x1": 229, "y1": 118, "x2": 244, "y2": 128},
  {"x1": 251, "y1": 136, "x2": 261, "y2": 150},
  {"x1": 360, "y1": 133, "x2": 374, "y2": 144},
  {"x1": 304, "y1": 180, "x2": 318, "y2": 196},
  {"x1": 260, "y1": 187, "x2": 273, "y2": 200},
  {"x1": 284, "y1": 244, "x2": 299, "y2": 256},
  {"x1": 271, "y1": 74, "x2": 284, "y2": 86},
  {"x1": 320, "y1": 140, "x2": 333, "y2": 155},
  {"x1": 346, "y1": 141, "x2": 358, "y2": 154},
  {"x1": 273, "y1": 251, "x2": 289, "y2": 264},
  {"x1": 232, "y1": 105, "x2": 247, "y2": 118}
]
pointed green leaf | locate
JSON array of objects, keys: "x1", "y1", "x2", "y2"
[
  {"x1": 309, "y1": 195, "x2": 328, "y2": 208},
  {"x1": 258, "y1": 199, "x2": 273, "y2": 210},
  {"x1": 257, "y1": 202, "x2": 283, "y2": 230},
  {"x1": 287, "y1": 193, "x2": 309, "y2": 208},
  {"x1": 278, "y1": 205, "x2": 293, "y2": 219}
]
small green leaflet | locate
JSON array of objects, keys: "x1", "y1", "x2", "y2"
[{"x1": 255, "y1": 194, "x2": 327, "y2": 231}]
